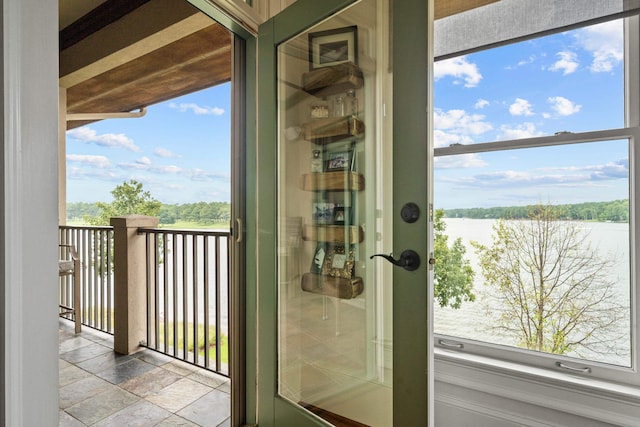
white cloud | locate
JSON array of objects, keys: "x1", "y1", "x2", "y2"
[
  {"x1": 516, "y1": 55, "x2": 537, "y2": 67},
  {"x1": 434, "y1": 109, "x2": 493, "y2": 135},
  {"x1": 442, "y1": 158, "x2": 628, "y2": 191},
  {"x1": 434, "y1": 109, "x2": 492, "y2": 153},
  {"x1": 184, "y1": 168, "x2": 230, "y2": 182},
  {"x1": 154, "y1": 147, "x2": 181, "y2": 158},
  {"x1": 509, "y1": 98, "x2": 534, "y2": 116},
  {"x1": 574, "y1": 20, "x2": 623, "y2": 72},
  {"x1": 434, "y1": 129, "x2": 474, "y2": 148},
  {"x1": 549, "y1": 51, "x2": 579, "y2": 75},
  {"x1": 159, "y1": 165, "x2": 182, "y2": 174},
  {"x1": 169, "y1": 102, "x2": 225, "y2": 115},
  {"x1": 498, "y1": 122, "x2": 543, "y2": 140},
  {"x1": 548, "y1": 96, "x2": 581, "y2": 116},
  {"x1": 66, "y1": 154, "x2": 112, "y2": 168},
  {"x1": 434, "y1": 56, "x2": 482, "y2": 87},
  {"x1": 137, "y1": 156, "x2": 152, "y2": 165},
  {"x1": 474, "y1": 99, "x2": 489, "y2": 109},
  {"x1": 67, "y1": 127, "x2": 140, "y2": 152}
]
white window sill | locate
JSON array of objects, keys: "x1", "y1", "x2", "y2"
[{"x1": 435, "y1": 348, "x2": 640, "y2": 426}]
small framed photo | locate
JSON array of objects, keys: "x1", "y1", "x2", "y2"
[
  {"x1": 333, "y1": 206, "x2": 350, "y2": 225},
  {"x1": 325, "y1": 150, "x2": 352, "y2": 172},
  {"x1": 308, "y1": 26, "x2": 358, "y2": 70},
  {"x1": 310, "y1": 243, "x2": 327, "y2": 274},
  {"x1": 312, "y1": 202, "x2": 335, "y2": 224},
  {"x1": 322, "y1": 245, "x2": 355, "y2": 279}
]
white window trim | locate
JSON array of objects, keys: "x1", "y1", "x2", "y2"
[
  {"x1": 433, "y1": 14, "x2": 640, "y2": 393},
  {"x1": 435, "y1": 349, "x2": 640, "y2": 426}
]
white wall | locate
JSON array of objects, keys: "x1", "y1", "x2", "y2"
[{"x1": 2, "y1": 0, "x2": 60, "y2": 425}]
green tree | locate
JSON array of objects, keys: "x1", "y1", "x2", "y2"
[
  {"x1": 472, "y1": 204, "x2": 625, "y2": 356},
  {"x1": 434, "y1": 209, "x2": 475, "y2": 309},
  {"x1": 84, "y1": 180, "x2": 161, "y2": 226}
]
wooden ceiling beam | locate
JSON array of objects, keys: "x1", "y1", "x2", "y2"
[{"x1": 60, "y1": 0, "x2": 209, "y2": 87}]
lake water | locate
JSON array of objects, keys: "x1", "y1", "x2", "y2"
[{"x1": 434, "y1": 218, "x2": 631, "y2": 367}]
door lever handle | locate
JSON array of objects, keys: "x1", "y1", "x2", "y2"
[{"x1": 370, "y1": 250, "x2": 421, "y2": 271}]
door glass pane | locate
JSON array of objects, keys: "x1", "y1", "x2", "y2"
[{"x1": 276, "y1": 0, "x2": 393, "y2": 425}]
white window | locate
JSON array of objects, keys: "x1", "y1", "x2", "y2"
[{"x1": 433, "y1": 9, "x2": 640, "y2": 388}]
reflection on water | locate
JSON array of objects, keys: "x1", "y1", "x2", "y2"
[{"x1": 434, "y1": 218, "x2": 631, "y2": 367}]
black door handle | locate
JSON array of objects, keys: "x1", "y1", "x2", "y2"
[{"x1": 370, "y1": 250, "x2": 421, "y2": 271}]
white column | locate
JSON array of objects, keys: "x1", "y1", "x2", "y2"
[{"x1": 2, "y1": 0, "x2": 60, "y2": 425}]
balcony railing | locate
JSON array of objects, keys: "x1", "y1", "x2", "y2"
[
  {"x1": 58, "y1": 223, "x2": 230, "y2": 376},
  {"x1": 140, "y1": 228, "x2": 230, "y2": 375},
  {"x1": 59, "y1": 225, "x2": 115, "y2": 333}
]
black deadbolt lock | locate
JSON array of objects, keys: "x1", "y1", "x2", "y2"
[{"x1": 401, "y1": 202, "x2": 420, "y2": 223}]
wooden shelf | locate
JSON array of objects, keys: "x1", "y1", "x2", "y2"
[
  {"x1": 303, "y1": 225, "x2": 363, "y2": 243},
  {"x1": 301, "y1": 272, "x2": 363, "y2": 299},
  {"x1": 300, "y1": 171, "x2": 364, "y2": 192},
  {"x1": 302, "y1": 116, "x2": 364, "y2": 144},
  {"x1": 302, "y1": 62, "x2": 364, "y2": 97}
]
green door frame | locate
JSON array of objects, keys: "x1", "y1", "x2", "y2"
[
  {"x1": 184, "y1": 2, "x2": 257, "y2": 426},
  {"x1": 255, "y1": 0, "x2": 432, "y2": 425},
  {"x1": 392, "y1": 0, "x2": 432, "y2": 423}
]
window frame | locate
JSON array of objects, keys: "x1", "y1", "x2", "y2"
[{"x1": 433, "y1": 14, "x2": 640, "y2": 389}]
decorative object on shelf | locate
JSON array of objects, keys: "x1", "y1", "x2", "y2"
[
  {"x1": 308, "y1": 26, "x2": 358, "y2": 70},
  {"x1": 333, "y1": 95, "x2": 345, "y2": 117},
  {"x1": 325, "y1": 149, "x2": 353, "y2": 171},
  {"x1": 310, "y1": 149, "x2": 323, "y2": 172},
  {"x1": 345, "y1": 89, "x2": 358, "y2": 118},
  {"x1": 312, "y1": 202, "x2": 335, "y2": 224},
  {"x1": 322, "y1": 245, "x2": 355, "y2": 279},
  {"x1": 310, "y1": 242, "x2": 328, "y2": 274},
  {"x1": 300, "y1": 272, "x2": 363, "y2": 299},
  {"x1": 310, "y1": 100, "x2": 330, "y2": 119},
  {"x1": 302, "y1": 62, "x2": 363, "y2": 97},
  {"x1": 332, "y1": 206, "x2": 350, "y2": 225}
]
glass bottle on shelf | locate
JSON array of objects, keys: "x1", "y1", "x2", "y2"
[
  {"x1": 334, "y1": 95, "x2": 345, "y2": 117},
  {"x1": 311, "y1": 149, "x2": 323, "y2": 173},
  {"x1": 346, "y1": 89, "x2": 358, "y2": 118}
]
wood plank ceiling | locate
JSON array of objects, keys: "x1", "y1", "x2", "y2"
[
  {"x1": 61, "y1": 0, "x2": 232, "y2": 129},
  {"x1": 60, "y1": 0, "x2": 497, "y2": 130}
]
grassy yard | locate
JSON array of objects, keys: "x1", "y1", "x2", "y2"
[{"x1": 157, "y1": 322, "x2": 229, "y2": 365}]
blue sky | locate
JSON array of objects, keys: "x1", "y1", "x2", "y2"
[
  {"x1": 67, "y1": 20, "x2": 627, "y2": 209},
  {"x1": 66, "y1": 82, "x2": 231, "y2": 204},
  {"x1": 434, "y1": 19, "x2": 628, "y2": 209}
]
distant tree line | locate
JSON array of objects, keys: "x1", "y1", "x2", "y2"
[
  {"x1": 444, "y1": 199, "x2": 629, "y2": 222},
  {"x1": 67, "y1": 180, "x2": 231, "y2": 226},
  {"x1": 68, "y1": 200, "x2": 231, "y2": 225},
  {"x1": 158, "y1": 201, "x2": 231, "y2": 225}
]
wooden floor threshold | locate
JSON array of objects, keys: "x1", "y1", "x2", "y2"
[{"x1": 299, "y1": 402, "x2": 370, "y2": 427}]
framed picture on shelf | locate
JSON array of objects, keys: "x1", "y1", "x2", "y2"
[
  {"x1": 333, "y1": 206, "x2": 350, "y2": 225},
  {"x1": 322, "y1": 245, "x2": 354, "y2": 279},
  {"x1": 308, "y1": 26, "x2": 358, "y2": 69},
  {"x1": 325, "y1": 150, "x2": 352, "y2": 172},
  {"x1": 312, "y1": 202, "x2": 335, "y2": 224},
  {"x1": 310, "y1": 242, "x2": 327, "y2": 274}
]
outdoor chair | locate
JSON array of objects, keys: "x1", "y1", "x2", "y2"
[{"x1": 58, "y1": 244, "x2": 81, "y2": 333}]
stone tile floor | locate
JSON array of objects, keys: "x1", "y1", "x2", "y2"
[{"x1": 59, "y1": 319, "x2": 231, "y2": 426}]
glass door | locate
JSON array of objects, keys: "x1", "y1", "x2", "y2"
[{"x1": 256, "y1": 0, "x2": 431, "y2": 425}]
